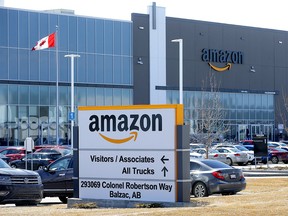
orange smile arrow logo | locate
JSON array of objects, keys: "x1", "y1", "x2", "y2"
[
  {"x1": 99, "y1": 131, "x2": 138, "y2": 144},
  {"x1": 208, "y1": 62, "x2": 232, "y2": 72}
]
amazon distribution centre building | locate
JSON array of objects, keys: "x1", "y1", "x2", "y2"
[
  {"x1": 133, "y1": 4, "x2": 288, "y2": 142},
  {"x1": 0, "y1": 3, "x2": 288, "y2": 146},
  {"x1": 0, "y1": 5, "x2": 133, "y2": 146}
]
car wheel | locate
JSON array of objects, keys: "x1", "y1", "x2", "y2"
[
  {"x1": 283, "y1": 160, "x2": 288, "y2": 164},
  {"x1": 193, "y1": 182, "x2": 208, "y2": 197},
  {"x1": 250, "y1": 159, "x2": 257, "y2": 164},
  {"x1": 37, "y1": 165, "x2": 44, "y2": 170},
  {"x1": 227, "y1": 158, "x2": 233, "y2": 166},
  {"x1": 237, "y1": 162, "x2": 245, "y2": 166},
  {"x1": 271, "y1": 156, "x2": 279, "y2": 164},
  {"x1": 59, "y1": 196, "x2": 68, "y2": 204}
]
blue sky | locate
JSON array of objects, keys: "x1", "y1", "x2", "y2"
[{"x1": 4, "y1": 0, "x2": 288, "y2": 31}]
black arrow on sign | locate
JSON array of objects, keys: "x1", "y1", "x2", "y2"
[
  {"x1": 161, "y1": 155, "x2": 169, "y2": 164},
  {"x1": 161, "y1": 166, "x2": 168, "y2": 177}
]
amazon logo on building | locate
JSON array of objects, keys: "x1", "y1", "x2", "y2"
[
  {"x1": 201, "y1": 48, "x2": 243, "y2": 72},
  {"x1": 88, "y1": 113, "x2": 163, "y2": 144}
]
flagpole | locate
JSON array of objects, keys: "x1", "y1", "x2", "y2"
[{"x1": 55, "y1": 26, "x2": 59, "y2": 145}]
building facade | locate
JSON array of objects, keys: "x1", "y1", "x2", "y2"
[
  {"x1": 0, "y1": 7, "x2": 133, "y2": 146},
  {"x1": 132, "y1": 4, "x2": 288, "y2": 142},
  {"x1": 2, "y1": 3, "x2": 288, "y2": 147}
]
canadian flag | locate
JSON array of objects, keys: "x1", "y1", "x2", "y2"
[{"x1": 32, "y1": 32, "x2": 56, "y2": 51}]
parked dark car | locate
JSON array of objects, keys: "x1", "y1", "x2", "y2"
[
  {"x1": 190, "y1": 158, "x2": 246, "y2": 197},
  {"x1": 10, "y1": 152, "x2": 62, "y2": 170},
  {"x1": 34, "y1": 146, "x2": 72, "y2": 156},
  {"x1": 0, "y1": 147, "x2": 26, "y2": 162},
  {"x1": 0, "y1": 158, "x2": 43, "y2": 206},
  {"x1": 36, "y1": 154, "x2": 73, "y2": 203}
]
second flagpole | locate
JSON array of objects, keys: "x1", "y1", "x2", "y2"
[{"x1": 56, "y1": 25, "x2": 59, "y2": 145}]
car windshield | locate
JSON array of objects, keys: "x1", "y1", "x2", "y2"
[
  {"x1": 235, "y1": 145, "x2": 249, "y2": 151},
  {"x1": 201, "y1": 160, "x2": 232, "y2": 169},
  {"x1": 0, "y1": 159, "x2": 11, "y2": 168},
  {"x1": 49, "y1": 156, "x2": 72, "y2": 171},
  {"x1": 209, "y1": 149, "x2": 220, "y2": 153},
  {"x1": 228, "y1": 148, "x2": 241, "y2": 153}
]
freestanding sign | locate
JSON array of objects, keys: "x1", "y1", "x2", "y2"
[
  {"x1": 253, "y1": 136, "x2": 268, "y2": 157},
  {"x1": 77, "y1": 104, "x2": 190, "y2": 203}
]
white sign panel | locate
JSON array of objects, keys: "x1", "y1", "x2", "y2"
[
  {"x1": 79, "y1": 179, "x2": 176, "y2": 202},
  {"x1": 24, "y1": 137, "x2": 34, "y2": 152},
  {"x1": 79, "y1": 150, "x2": 175, "y2": 180},
  {"x1": 78, "y1": 108, "x2": 176, "y2": 150},
  {"x1": 78, "y1": 104, "x2": 183, "y2": 203}
]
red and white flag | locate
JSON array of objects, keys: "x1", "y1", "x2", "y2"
[{"x1": 32, "y1": 32, "x2": 56, "y2": 51}]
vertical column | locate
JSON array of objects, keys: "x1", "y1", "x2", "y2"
[
  {"x1": 149, "y1": 3, "x2": 166, "y2": 104},
  {"x1": 73, "y1": 126, "x2": 79, "y2": 198},
  {"x1": 176, "y1": 124, "x2": 190, "y2": 202}
]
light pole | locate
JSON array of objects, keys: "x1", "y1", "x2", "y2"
[
  {"x1": 171, "y1": 39, "x2": 183, "y2": 104},
  {"x1": 65, "y1": 54, "x2": 80, "y2": 150}
]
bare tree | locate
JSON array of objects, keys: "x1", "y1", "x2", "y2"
[
  {"x1": 278, "y1": 89, "x2": 288, "y2": 139},
  {"x1": 190, "y1": 71, "x2": 229, "y2": 158}
]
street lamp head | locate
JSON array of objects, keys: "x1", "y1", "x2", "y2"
[
  {"x1": 171, "y1": 39, "x2": 183, "y2": 43},
  {"x1": 65, "y1": 54, "x2": 80, "y2": 58}
]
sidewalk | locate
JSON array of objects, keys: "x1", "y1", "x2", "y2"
[{"x1": 241, "y1": 163, "x2": 288, "y2": 177}]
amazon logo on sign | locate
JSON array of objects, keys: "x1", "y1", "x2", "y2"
[
  {"x1": 201, "y1": 48, "x2": 243, "y2": 72},
  {"x1": 88, "y1": 114, "x2": 163, "y2": 144}
]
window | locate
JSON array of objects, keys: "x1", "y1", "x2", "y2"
[
  {"x1": 190, "y1": 162, "x2": 201, "y2": 171},
  {"x1": 30, "y1": 86, "x2": 40, "y2": 105},
  {"x1": 104, "y1": 20, "x2": 113, "y2": 54},
  {"x1": 0, "y1": 9, "x2": 8, "y2": 46},
  {"x1": 96, "y1": 19, "x2": 104, "y2": 53},
  {"x1": 19, "y1": 86, "x2": 29, "y2": 105},
  {"x1": 87, "y1": 88, "x2": 96, "y2": 106},
  {"x1": 68, "y1": 16, "x2": 77, "y2": 52},
  {"x1": 9, "y1": 49, "x2": 18, "y2": 79},
  {"x1": 86, "y1": 19, "x2": 95, "y2": 53},
  {"x1": 0, "y1": 48, "x2": 8, "y2": 79},
  {"x1": 114, "y1": 22, "x2": 121, "y2": 55},
  {"x1": 49, "y1": 156, "x2": 72, "y2": 171},
  {"x1": 8, "y1": 10, "x2": 18, "y2": 47},
  {"x1": 9, "y1": 85, "x2": 18, "y2": 105},
  {"x1": 77, "y1": 17, "x2": 86, "y2": 52},
  {"x1": 96, "y1": 55, "x2": 104, "y2": 83},
  {"x1": 0, "y1": 85, "x2": 8, "y2": 104},
  {"x1": 19, "y1": 11, "x2": 28, "y2": 48},
  {"x1": 104, "y1": 56, "x2": 113, "y2": 83},
  {"x1": 122, "y1": 22, "x2": 131, "y2": 56}
]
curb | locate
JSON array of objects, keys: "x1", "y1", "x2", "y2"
[{"x1": 243, "y1": 169, "x2": 288, "y2": 177}]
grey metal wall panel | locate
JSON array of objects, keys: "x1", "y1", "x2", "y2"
[
  {"x1": 132, "y1": 13, "x2": 150, "y2": 104},
  {"x1": 165, "y1": 17, "x2": 287, "y2": 94},
  {"x1": 132, "y1": 13, "x2": 288, "y2": 126}
]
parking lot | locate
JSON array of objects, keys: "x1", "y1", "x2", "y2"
[{"x1": 1, "y1": 177, "x2": 288, "y2": 216}]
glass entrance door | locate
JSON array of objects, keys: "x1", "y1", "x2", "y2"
[
  {"x1": 251, "y1": 124, "x2": 261, "y2": 137},
  {"x1": 263, "y1": 124, "x2": 274, "y2": 141},
  {"x1": 238, "y1": 124, "x2": 248, "y2": 141}
]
